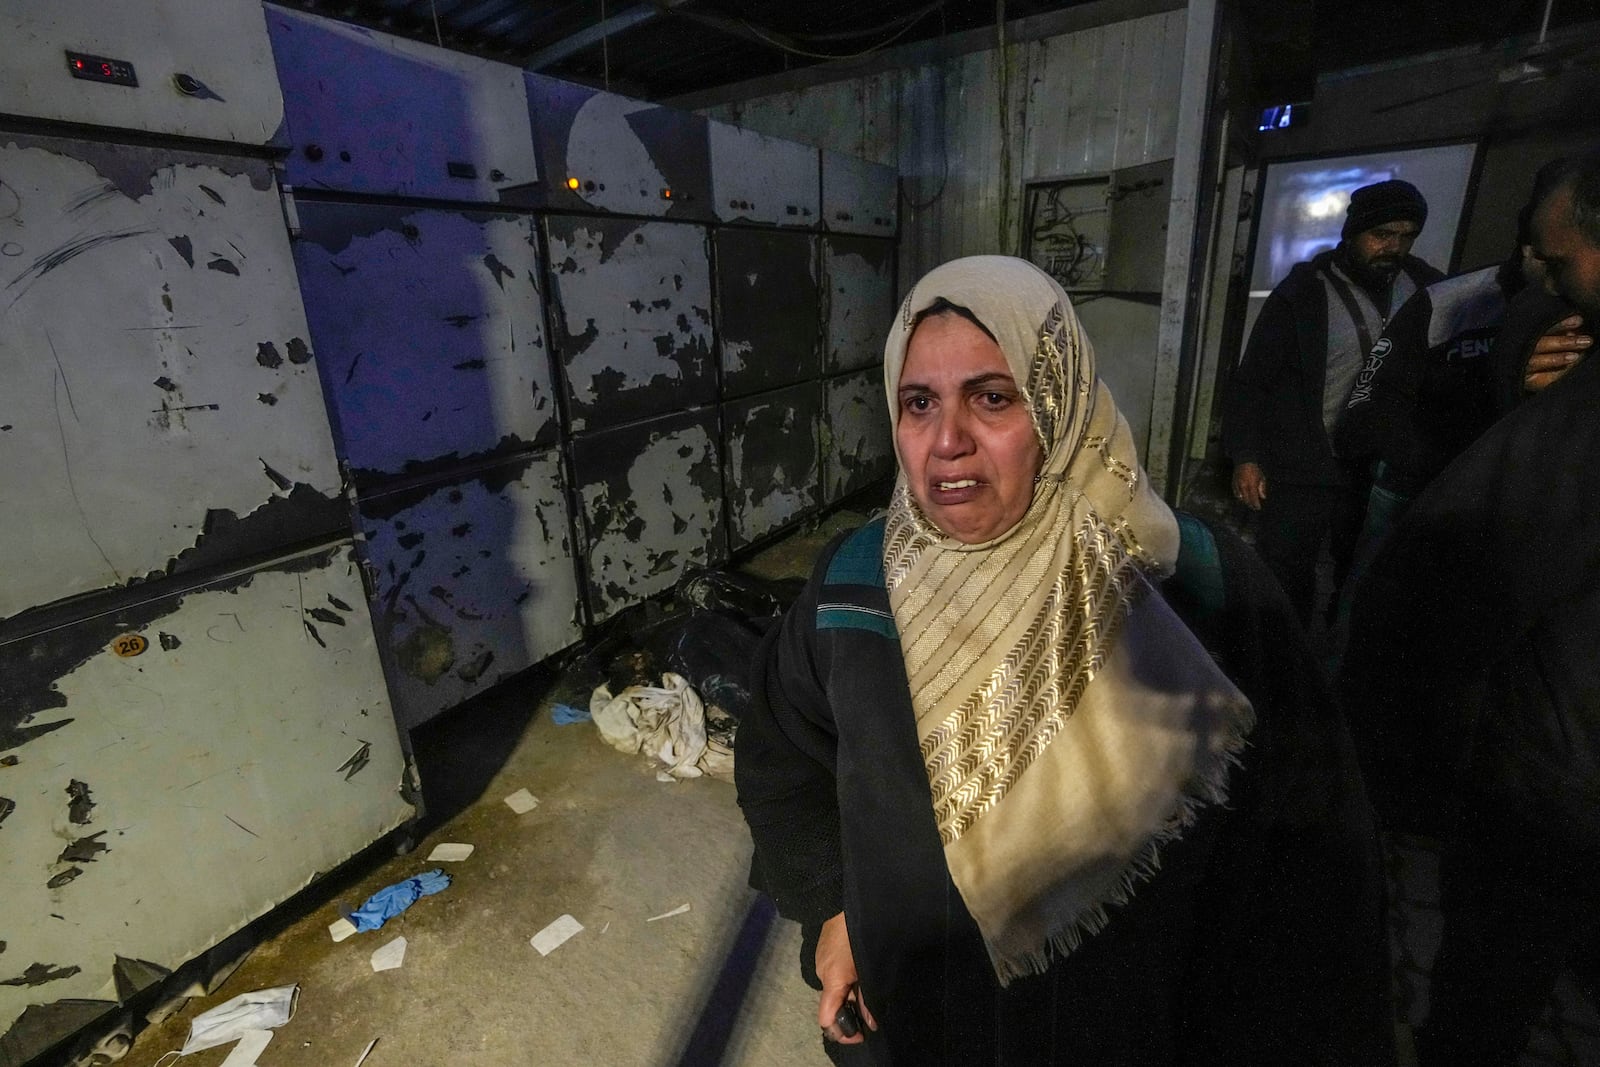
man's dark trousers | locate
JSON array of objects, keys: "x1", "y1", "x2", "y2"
[{"x1": 1256, "y1": 472, "x2": 1369, "y2": 627}]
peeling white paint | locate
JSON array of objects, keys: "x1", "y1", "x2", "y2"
[
  {"x1": 0, "y1": 141, "x2": 341, "y2": 618},
  {"x1": 294, "y1": 206, "x2": 554, "y2": 476},
  {"x1": 824, "y1": 244, "x2": 895, "y2": 373},
  {"x1": 548, "y1": 221, "x2": 713, "y2": 411},
  {"x1": 824, "y1": 368, "x2": 894, "y2": 502},
  {"x1": 581, "y1": 424, "x2": 720, "y2": 621},
  {"x1": 0, "y1": 547, "x2": 410, "y2": 1035},
  {"x1": 362, "y1": 452, "x2": 581, "y2": 732},
  {"x1": 722, "y1": 338, "x2": 754, "y2": 375}
]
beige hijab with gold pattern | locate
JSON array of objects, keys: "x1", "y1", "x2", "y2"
[{"x1": 882, "y1": 256, "x2": 1254, "y2": 983}]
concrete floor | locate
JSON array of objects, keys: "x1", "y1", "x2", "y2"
[
  {"x1": 108, "y1": 489, "x2": 1600, "y2": 1067},
  {"x1": 115, "y1": 512, "x2": 871, "y2": 1067}
]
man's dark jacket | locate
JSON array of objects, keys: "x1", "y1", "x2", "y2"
[{"x1": 1224, "y1": 250, "x2": 1443, "y2": 486}]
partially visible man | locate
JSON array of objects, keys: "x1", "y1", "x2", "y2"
[
  {"x1": 1326, "y1": 165, "x2": 1591, "y2": 659},
  {"x1": 1223, "y1": 179, "x2": 1444, "y2": 624},
  {"x1": 1342, "y1": 151, "x2": 1600, "y2": 1066}
]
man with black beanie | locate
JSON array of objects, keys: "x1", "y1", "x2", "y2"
[{"x1": 1223, "y1": 178, "x2": 1444, "y2": 626}]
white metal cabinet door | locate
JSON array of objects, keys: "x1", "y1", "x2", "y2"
[
  {"x1": 0, "y1": 544, "x2": 412, "y2": 1057},
  {"x1": 822, "y1": 150, "x2": 898, "y2": 237},
  {"x1": 822, "y1": 236, "x2": 897, "y2": 374},
  {"x1": 0, "y1": 0, "x2": 284, "y2": 146},
  {"x1": 824, "y1": 367, "x2": 895, "y2": 504},
  {"x1": 359, "y1": 452, "x2": 582, "y2": 733},
  {"x1": 723, "y1": 383, "x2": 823, "y2": 551},
  {"x1": 0, "y1": 135, "x2": 342, "y2": 621},
  {"x1": 525, "y1": 73, "x2": 713, "y2": 222},
  {"x1": 544, "y1": 216, "x2": 716, "y2": 433},
  {"x1": 572, "y1": 410, "x2": 725, "y2": 623},
  {"x1": 708, "y1": 122, "x2": 819, "y2": 228},
  {"x1": 716, "y1": 229, "x2": 821, "y2": 397},
  {"x1": 293, "y1": 202, "x2": 557, "y2": 483},
  {"x1": 266, "y1": 8, "x2": 537, "y2": 204}
]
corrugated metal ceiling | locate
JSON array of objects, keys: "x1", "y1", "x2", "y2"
[
  {"x1": 263, "y1": 0, "x2": 1591, "y2": 104},
  {"x1": 264, "y1": 0, "x2": 1147, "y2": 100}
]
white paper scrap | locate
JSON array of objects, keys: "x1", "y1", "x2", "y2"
[
  {"x1": 530, "y1": 914, "x2": 583, "y2": 956},
  {"x1": 219, "y1": 1029, "x2": 273, "y2": 1067},
  {"x1": 504, "y1": 788, "x2": 539, "y2": 814},
  {"x1": 647, "y1": 903, "x2": 692, "y2": 923},
  {"x1": 328, "y1": 917, "x2": 357, "y2": 943},
  {"x1": 370, "y1": 936, "x2": 407, "y2": 972},
  {"x1": 426, "y1": 842, "x2": 475, "y2": 862}
]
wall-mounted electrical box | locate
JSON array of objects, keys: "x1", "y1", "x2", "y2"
[{"x1": 1021, "y1": 159, "x2": 1173, "y2": 294}]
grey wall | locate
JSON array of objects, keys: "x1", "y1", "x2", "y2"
[{"x1": 696, "y1": 7, "x2": 1189, "y2": 462}]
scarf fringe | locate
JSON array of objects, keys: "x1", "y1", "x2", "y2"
[{"x1": 988, "y1": 706, "x2": 1255, "y2": 986}]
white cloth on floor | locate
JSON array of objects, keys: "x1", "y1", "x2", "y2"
[{"x1": 590, "y1": 673, "x2": 733, "y2": 780}]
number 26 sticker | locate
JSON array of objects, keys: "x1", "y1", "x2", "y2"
[{"x1": 111, "y1": 634, "x2": 148, "y2": 658}]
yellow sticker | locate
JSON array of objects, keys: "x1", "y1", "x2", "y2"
[{"x1": 111, "y1": 634, "x2": 148, "y2": 658}]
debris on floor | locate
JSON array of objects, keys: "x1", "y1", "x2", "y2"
[
  {"x1": 646, "y1": 903, "x2": 691, "y2": 923},
  {"x1": 425, "y1": 842, "x2": 474, "y2": 862},
  {"x1": 328, "y1": 918, "x2": 357, "y2": 943},
  {"x1": 550, "y1": 703, "x2": 591, "y2": 725},
  {"x1": 178, "y1": 985, "x2": 298, "y2": 1055},
  {"x1": 369, "y1": 937, "x2": 406, "y2": 974},
  {"x1": 348, "y1": 869, "x2": 451, "y2": 933},
  {"x1": 590, "y1": 673, "x2": 733, "y2": 781},
  {"x1": 529, "y1": 914, "x2": 583, "y2": 957},
  {"x1": 216, "y1": 1028, "x2": 272, "y2": 1067},
  {"x1": 353, "y1": 1037, "x2": 378, "y2": 1066},
  {"x1": 503, "y1": 788, "x2": 540, "y2": 814}
]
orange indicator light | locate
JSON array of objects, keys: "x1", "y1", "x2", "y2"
[{"x1": 566, "y1": 177, "x2": 581, "y2": 190}]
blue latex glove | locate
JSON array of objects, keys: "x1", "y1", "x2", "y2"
[
  {"x1": 551, "y1": 703, "x2": 591, "y2": 725},
  {"x1": 348, "y1": 869, "x2": 452, "y2": 933}
]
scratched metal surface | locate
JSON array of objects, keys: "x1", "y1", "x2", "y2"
[
  {"x1": 715, "y1": 228, "x2": 821, "y2": 398},
  {"x1": 821, "y1": 150, "x2": 898, "y2": 238},
  {"x1": 822, "y1": 235, "x2": 897, "y2": 374},
  {"x1": 358, "y1": 451, "x2": 581, "y2": 733},
  {"x1": 543, "y1": 215, "x2": 716, "y2": 433},
  {"x1": 524, "y1": 73, "x2": 714, "y2": 222},
  {"x1": 823, "y1": 367, "x2": 895, "y2": 504},
  {"x1": 0, "y1": 0, "x2": 285, "y2": 146},
  {"x1": 0, "y1": 134, "x2": 344, "y2": 621},
  {"x1": 722, "y1": 382, "x2": 823, "y2": 551},
  {"x1": 571, "y1": 408, "x2": 725, "y2": 622},
  {"x1": 293, "y1": 201, "x2": 557, "y2": 485},
  {"x1": 266, "y1": 6, "x2": 538, "y2": 204},
  {"x1": 707, "y1": 120, "x2": 820, "y2": 228},
  {"x1": 0, "y1": 544, "x2": 411, "y2": 1048}
]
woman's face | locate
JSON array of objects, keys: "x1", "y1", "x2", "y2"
[{"x1": 895, "y1": 312, "x2": 1045, "y2": 544}]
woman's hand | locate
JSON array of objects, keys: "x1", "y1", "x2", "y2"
[
  {"x1": 817, "y1": 911, "x2": 877, "y2": 1044},
  {"x1": 1233, "y1": 461, "x2": 1267, "y2": 511}
]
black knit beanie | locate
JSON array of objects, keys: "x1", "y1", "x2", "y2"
[{"x1": 1342, "y1": 179, "x2": 1428, "y2": 239}]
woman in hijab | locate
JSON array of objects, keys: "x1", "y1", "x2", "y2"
[{"x1": 734, "y1": 256, "x2": 1393, "y2": 1065}]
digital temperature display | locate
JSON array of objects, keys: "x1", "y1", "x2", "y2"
[{"x1": 66, "y1": 51, "x2": 138, "y2": 87}]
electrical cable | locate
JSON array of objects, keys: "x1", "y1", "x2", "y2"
[
  {"x1": 782, "y1": 1, "x2": 946, "y2": 44},
  {"x1": 736, "y1": 3, "x2": 941, "y2": 62}
]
